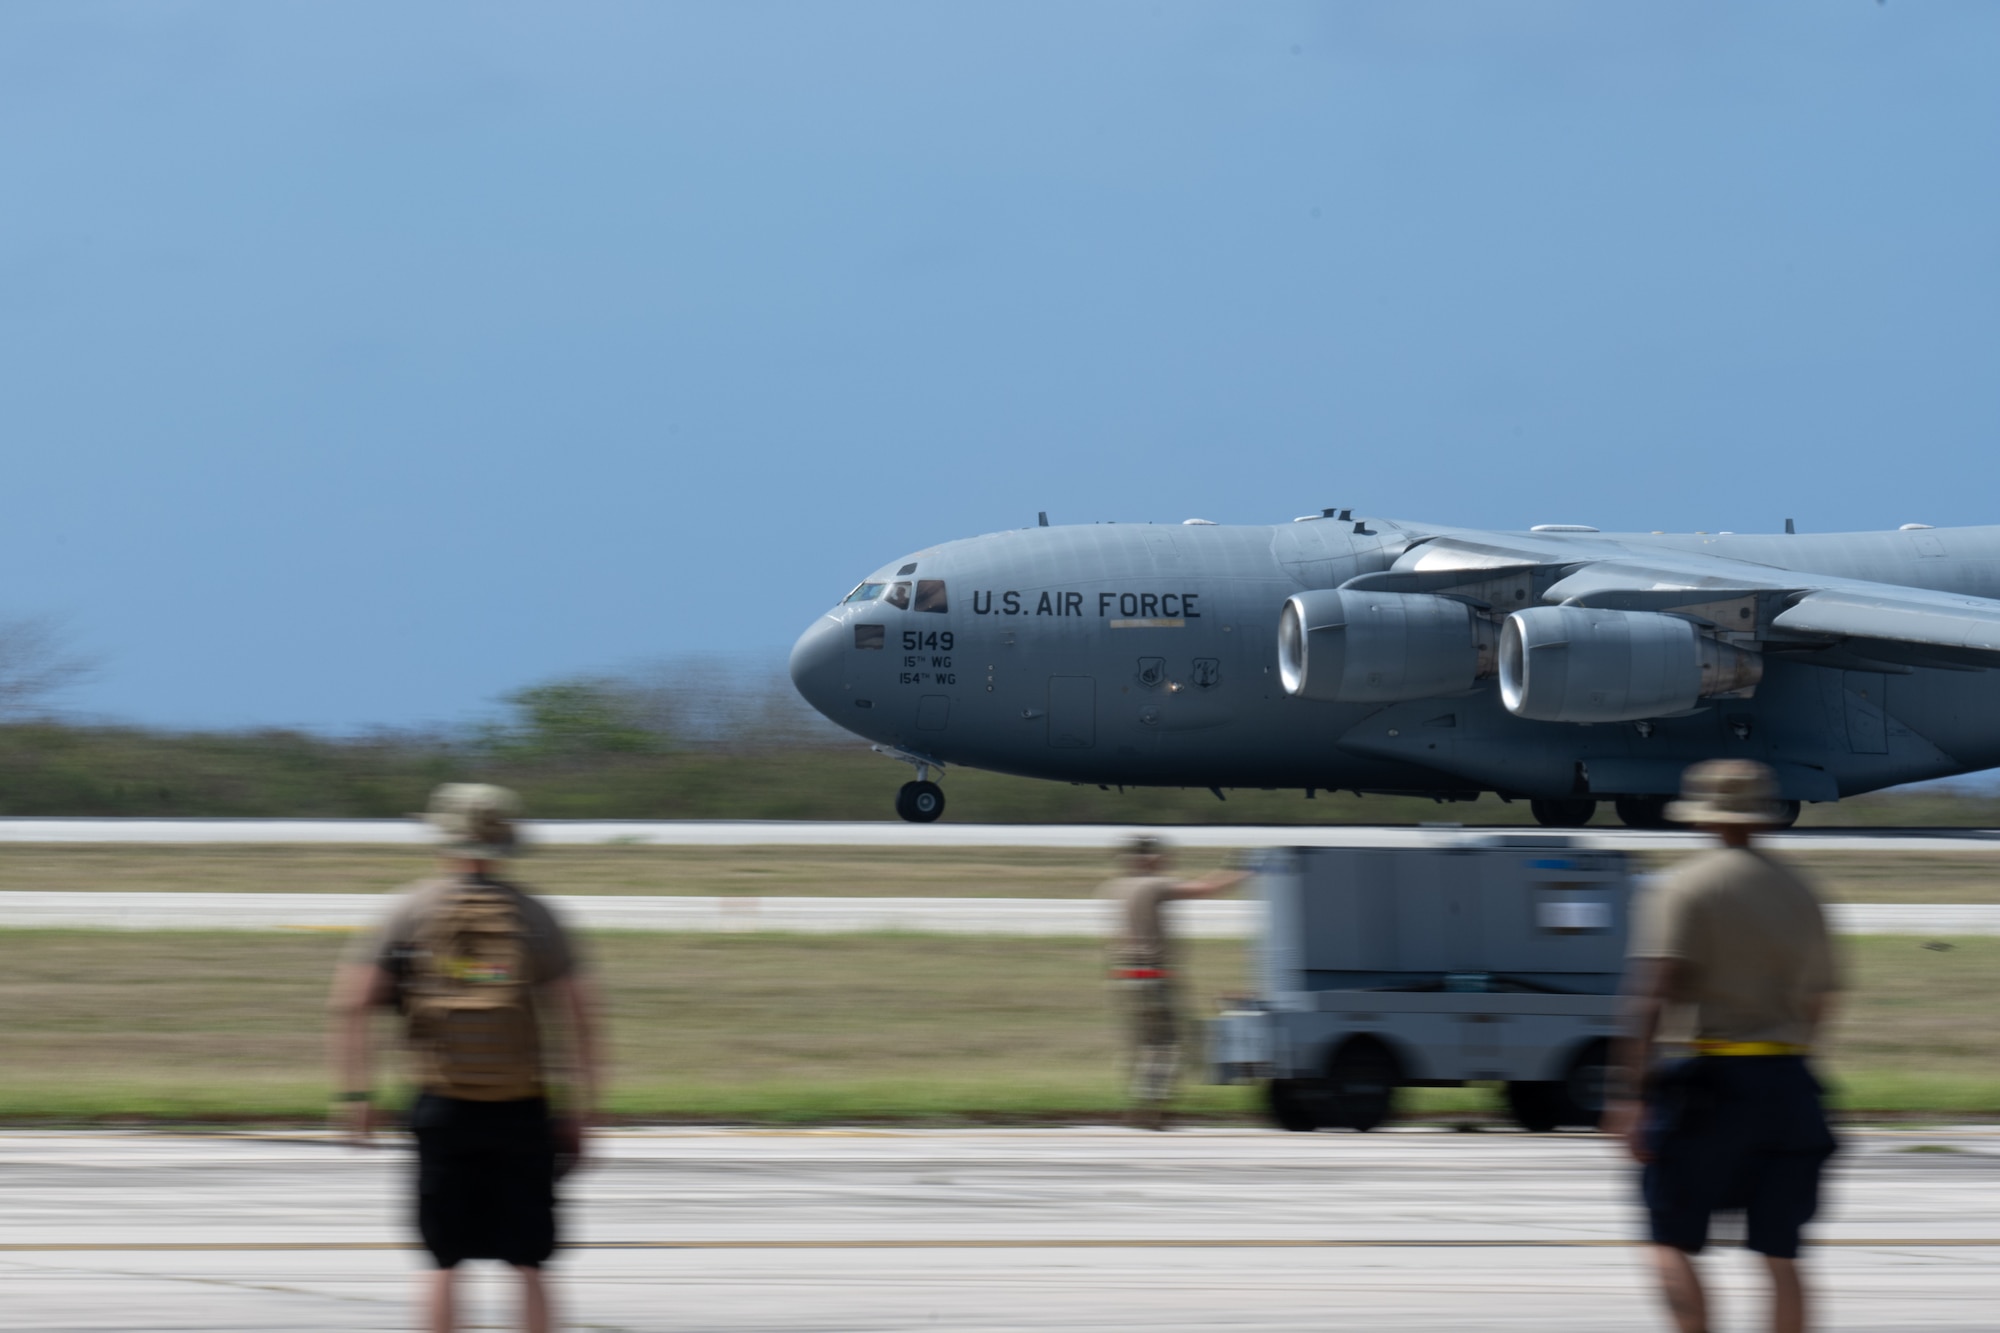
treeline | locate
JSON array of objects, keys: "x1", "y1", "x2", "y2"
[{"x1": 0, "y1": 663, "x2": 1994, "y2": 824}]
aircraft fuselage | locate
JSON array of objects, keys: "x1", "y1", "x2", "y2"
[{"x1": 788, "y1": 516, "x2": 2000, "y2": 813}]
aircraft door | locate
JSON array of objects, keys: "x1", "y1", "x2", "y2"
[
  {"x1": 1843, "y1": 672, "x2": 1889, "y2": 754},
  {"x1": 1048, "y1": 676, "x2": 1096, "y2": 749}
]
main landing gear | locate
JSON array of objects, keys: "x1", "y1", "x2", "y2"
[
  {"x1": 895, "y1": 781, "x2": 946, "y2": 823},
  {"x1": 1615, "y1": 795, "x2": 1802, "y2": 829},
  {"x1": 1529, "y1": 798, "x2": 1597, "y2": 829},
  {"x1": 1613, "y1": 795, "x2": 1675, "y2": 830},
  {"x1": 1539, "y1": 794, "x2": 1803, "y2": 831}
]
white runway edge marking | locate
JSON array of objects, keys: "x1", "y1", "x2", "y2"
[
  {"x1": 0, "y1": 891, "x2": 1991, "y2": 935},
  {"x1": 4, "y1": 1238, "x2": 1997, "y2": 1252},
  {"x1": 3, "y1": 817, "x2": 2000, "y2": 854}
]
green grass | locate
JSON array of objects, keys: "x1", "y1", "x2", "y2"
[
  {"x1": 9, "y1": 842, "x2": 2000, "y2": 903},
  {"x1": 0, "y1": 930, "x2": 1994, "y2": 1123},
  {"x1": 1818, "y1": 934, "x2": 2000, "y2": 1114},
  {"x1": 0, "y1": 844, "x2": 1237, "y2": 899},
  {"x1": 1825, "y1": 1073, "x2": 2000, "y2": 1115}
]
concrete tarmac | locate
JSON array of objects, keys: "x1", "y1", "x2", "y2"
[
  {"x1": 3, "y1": 890, "x2": 1996, "y2": 935},
  {"x1": 4, "y1": 1127, "x2": 1996, "y2": 1331},
  {"x1": 5, "y1": 816, "x2": 2000, "y2": 854}
]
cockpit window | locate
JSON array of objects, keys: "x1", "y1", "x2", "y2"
[
  {"x1": 897, "y1": 562, "x2": 918, "y2": 576},
  {"x1": 842, "y1": 577, "x2": 943, "y2": 612}
]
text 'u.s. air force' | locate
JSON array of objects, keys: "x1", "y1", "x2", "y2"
[{"x1": 969, "y1": 591, "x2": 1201, "y2": 619}]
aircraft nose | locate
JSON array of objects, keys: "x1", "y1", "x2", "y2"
[{"x1": 789, "y1": 615, "x2": 846, "y2": 719}]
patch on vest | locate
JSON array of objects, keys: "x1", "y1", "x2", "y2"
[{"x1": 404, "y1": 881, "x2": 543, "y2": 1101}]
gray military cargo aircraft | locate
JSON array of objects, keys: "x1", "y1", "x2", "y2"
[{"x1": 788, "y1": 511, "x2": 2000, "y2": 826}]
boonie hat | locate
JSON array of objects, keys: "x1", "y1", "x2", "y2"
[
  {"x1": 418, "y1": 783, "x2": 524, "y2": 857},
  {"x1": 1665, "y1": 759, "x2": 1784, "y2": 827}
]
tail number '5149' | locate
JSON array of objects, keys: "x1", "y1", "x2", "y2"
[{"x1": 903, "y1": 631, "x2": 954, "y2": 652}]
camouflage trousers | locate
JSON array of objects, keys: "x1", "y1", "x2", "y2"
[{"x1": 1114, "y1": 977, "x2": 1182, "y2": 1109}]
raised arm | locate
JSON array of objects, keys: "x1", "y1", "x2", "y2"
[{"x1": 1170, "y1": 868, "x2": 1251, "y2": 901}]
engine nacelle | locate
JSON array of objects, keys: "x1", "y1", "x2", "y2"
[
  {"x1": 1278, "y1": 590, "x2": 1497, "y2": 702},
  {"x1": 1499, "y1": 606, "x2": 1763, "y2": 723}
]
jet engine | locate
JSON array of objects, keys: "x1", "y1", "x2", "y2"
[
  {"x1": 1278, "y1": 590, "x2": 1498, "y2": 702},
  {"x1": 1498, "y1": 606, "x2": 1763, "y2": 723}
]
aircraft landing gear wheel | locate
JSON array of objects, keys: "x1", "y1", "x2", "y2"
[
  {"x1": 895, "y1": 780, "x2": 946, "y2": 823},
  {"x1": 1614, "y1": 795, "x2": 1674, "y2": 829},
  {"x1": 1770, "y1": 799, "x2": 1801, "y2": 829},
  {"x1": 1323, "y1": 1039, "x2": 1399, "y2": 1132},
  {"x1": 1530, "y1": 798, "x2": 1597, "y2": 829}
]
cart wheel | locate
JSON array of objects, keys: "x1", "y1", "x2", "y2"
[
  {"x1": 1507, "y1": 1039, "x2": 1613, "y2": 1131},
  {"x1": 1265, "y1": 1078, "x2": 1323, "y2": 1133},
  {"x1": 1504, "y1": 1080, "x2": 1563, "y2": 1133},
  {"x1": 1323, "y1": 1039, "x2": 1398, "y2": 1132},
  {"x1": 1557, "y1": 1038, "x2": 1613, "y2": 1127}
]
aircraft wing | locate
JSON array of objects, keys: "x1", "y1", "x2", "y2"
[
  {"x1": 1369, "y1": 531, "x2": 2000, "y2": 667},
  {"x1": 1772, "y1": 588, "x2": 2000, "y2": 661}
]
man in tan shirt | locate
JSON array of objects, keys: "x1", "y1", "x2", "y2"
[
  {"x1": 1098, "y1": 835, "x2": 1247, "y2": 1129},
  {"x1": 1606, "y1": 761, "x2": 1841, "y2": 1333}
]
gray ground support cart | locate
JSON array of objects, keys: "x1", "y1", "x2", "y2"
[{"x1": 1208, "y1": 837, "x2": 1632, "y2": 1132}]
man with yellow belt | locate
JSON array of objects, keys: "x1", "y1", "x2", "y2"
[
  {"x1": 1098, "y1": 835, "x2": 1248, "y2": 1130},
  {"x1": 1606, "y1": 761, "x2": 1842, "y2": 1333}
]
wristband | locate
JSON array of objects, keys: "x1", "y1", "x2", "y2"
[{"x1": 336, "y1": 1090, "x2": 372, "y2": 1103}]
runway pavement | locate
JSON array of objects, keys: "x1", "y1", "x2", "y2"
[
  {"x1": 5, "y1": 816, "x2": 2000, "y2": 854},
  {"x1": 2, "y1": 890, "x2": 1994, "y2": 935},
  {"x1": 3, "y1": 1127, "x2": 1995, "y2": 1331}
]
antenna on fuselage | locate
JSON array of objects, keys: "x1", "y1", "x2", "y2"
[
  {"x1": 1038, "y1": 512, "x2": 1049, "y2": 527},
  {"x1": 1785, "y1": 518, "x2": 1796, "y2": 534}
]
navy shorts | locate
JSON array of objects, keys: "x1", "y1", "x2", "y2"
[
  {"x1": 1641, "y1": 1057, "x2": 1836, "y2": 1259},
  {"x1": 410, "y1": 1094, "x2": 557, "y2": 1269}
]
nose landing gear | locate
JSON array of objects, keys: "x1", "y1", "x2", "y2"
[
  {"x1": 873, "y1": 745, "x2": 949, "y2": 823},
  {"x1": 895, "y1": 781, "x2": 946, "y2": 823}
]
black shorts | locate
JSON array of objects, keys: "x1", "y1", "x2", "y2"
[
  {"x1": 410, "y1": 1094, "x2": 557, "y2": 1269},
  {"x1": 1641, "y1": 1057, "x2": 1836, "y2": 1259}
]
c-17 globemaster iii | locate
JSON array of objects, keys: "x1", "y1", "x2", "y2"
[{"x1": 788, "y1": 510, "x2": 2000, "y2": 826}]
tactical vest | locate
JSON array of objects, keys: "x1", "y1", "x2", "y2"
[{"x1": 403, "y1": 878, "x2": 544, "y2": 1101}]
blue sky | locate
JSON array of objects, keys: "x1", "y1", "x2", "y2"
[{"x1": 3, "y1": 3, "x2": 1997, "y2": 730}]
